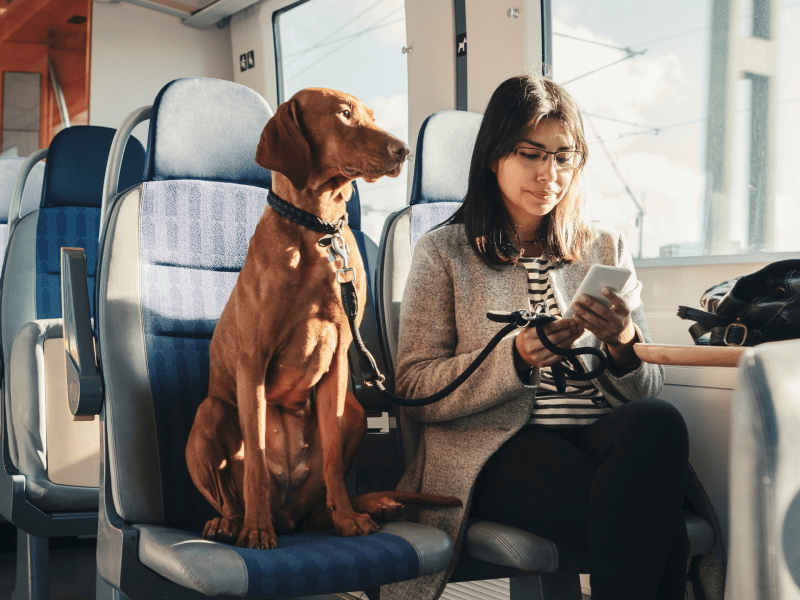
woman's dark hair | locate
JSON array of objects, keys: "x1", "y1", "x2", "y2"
[{"x1": 446, "y1": 75, "x2": 593, "y2": 266}]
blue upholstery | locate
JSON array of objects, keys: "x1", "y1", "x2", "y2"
[
  {"x1": 346, "y1": 182, "x2": 362, "y2": 231},
  {"x1": 36, "y1": 207, "x2": 100, "y2": 319},
  {"x1": 408, "y1": 111, "x2": 483, "y2": 206},
  {"x1": 232, "y1": 530, "x2": 418, "y2": 596},
  {"x1": 41, "y1": 126, "x2": 144, "y2": 208},
  {"x1": 144, "y1": 78, "x2": 274, "y2": 189},
  {"x1": 139, "y1": 179, "x2": 268, "y2": 529},
  {"x1": 34, "y1": 126, "x2": 145, "y2": 319}
]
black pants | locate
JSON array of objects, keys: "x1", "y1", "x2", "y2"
[{"x1": 470, "y1": 398, "x2": 690, "y2": 600}]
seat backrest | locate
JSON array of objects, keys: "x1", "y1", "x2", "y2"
[
  {"x1": 98, "y1": 77, "x2": 275, "y2": 530},
  {"x1": 728, "y1": 338, "x2": 800, "y2": 599},
  {"x1": 0, "y1": 126, "x2": 144, "y2": 472},
  {"x1": 375, "y1": 110, "x2": 482, "y2": 468},
  {"x1": 0, "y1": 157, "x2": 44, "y2": 251},
  {"x1": 1, "y1": 127, "x2": 145, "y2": 347}
]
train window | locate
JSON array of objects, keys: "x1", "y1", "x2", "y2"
[
  {"x1": 275, "y1": 0, "x2": 409, "y2": 242},
  {"x1": 552, "y1": 0, "x2": 798, "y2": 259},
  {"x1": 1, "y1": 72, "x2": 41, "y2": 158}
]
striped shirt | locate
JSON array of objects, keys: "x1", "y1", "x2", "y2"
[{"x1": 518, "y1": 257, "x2": 612, "y2": 427}]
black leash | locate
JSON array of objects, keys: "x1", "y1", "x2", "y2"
[
  {"x1": 267, "y1": 190, "x2": 608, "y2": 408},
  {"x1": 340, "y1": 280, "x2": 607, "y2": 407}
]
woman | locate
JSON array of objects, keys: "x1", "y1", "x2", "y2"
[{"x1": 381, "y1": 76, "x2": 722, "y2": 600}]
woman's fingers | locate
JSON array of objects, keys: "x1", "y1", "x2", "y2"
[
  {"x1": 570, "y1": 289, "x2": 633, "y2": 345},
  {"x1": 517, "y1": 318, "x2": 584, "y2": 367}
]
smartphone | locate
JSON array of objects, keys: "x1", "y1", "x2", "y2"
[{"x1": 562, "y1": 264, "x2": 633, "y2": 319}]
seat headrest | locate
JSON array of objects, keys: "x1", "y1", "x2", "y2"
[
  {"x1": 409, "y1": 111, "x2": 483, "y2": 206},
  {"x1": 144, "y1": 78, "x2": 274, "y2": 189},
  {"x1": 0, "y1": 157, "x2": 44, "y2": 222},
  {"x1": 41, "y1": 126, "x2": 145, "y2": 209}
]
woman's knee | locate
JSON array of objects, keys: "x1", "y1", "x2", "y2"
[{"x1": 618, "y1": 398, "x2": 689, "y2": 457}]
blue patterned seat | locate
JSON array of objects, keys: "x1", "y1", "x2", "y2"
[
  {"x1": 90, "y1": 77, "x2": 452, "y2": 599},
  {"x1": 0, "y1": 127, "x2": 145, "y2": 600}
]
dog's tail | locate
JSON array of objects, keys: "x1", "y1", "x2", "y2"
[{"x1": 372, "y1": 491, "x2": 462, "y2": 508}]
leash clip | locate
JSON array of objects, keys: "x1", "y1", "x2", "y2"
[
  {"x1": 337, "y1": 267, "x2": 356, "y2": 284},
  {"x1": 325, "y1": 232, "x2": 351, "y2": 269}
]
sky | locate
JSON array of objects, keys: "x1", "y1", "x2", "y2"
[{"x1": 277, "y1": 0, "x2": 800, "y2": 258}]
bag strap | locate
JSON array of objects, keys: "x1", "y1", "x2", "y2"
[{"x1": 677, "y1": 306, "x2": 737, "y2": 343}]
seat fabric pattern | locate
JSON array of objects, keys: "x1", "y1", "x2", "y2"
[
  {"x1": 410, "y1": 202, "x2": 461, "y2": 252},
  {"x1": 139, "y1": 179, "x2": 268, "y2": 530},
  {"x1": 232, "y1": 530, "x2": 419, "y2": 596},
  {"x1": 35, "y1": 207, "x2": 99, "y2": 319}
]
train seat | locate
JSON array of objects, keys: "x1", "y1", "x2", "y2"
[
  {"x1": 0, "y1": 126, "x2": 145, "y2": 600},
  {"x1": 0, "y1": 157, "x2": 44, "y2": 252},
  {"x1": 74, "y1": 77, "x2": 452, "y2": 599},
  {"x1": 728, "y1": 339, "x2": 800, "y2": 599},
  {"x1": 374, "y1": 110, "x2": 716, "y2": 599}
]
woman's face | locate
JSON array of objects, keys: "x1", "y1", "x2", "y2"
[{"x1": 490, "y1": 117, "x2": 578, "y2": 229}]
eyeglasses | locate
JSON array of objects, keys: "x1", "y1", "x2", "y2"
[{"x1": 512, "y1": 146, "x2": 585, "y2": 171}]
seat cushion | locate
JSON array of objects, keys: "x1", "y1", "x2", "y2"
[
  {"x1": 462, "y1": 519, "x2": 589, "y2": 574},
  {"x1": 463, "y1": 512, "x2": 714, "y2": 576},
  {"x1": 134, "y1": 521, "x2": 452, "y2": 597}
]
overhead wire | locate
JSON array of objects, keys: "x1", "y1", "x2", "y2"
[
  {"x1": 284, "y1": 0, "x2": 392, "y2": 66},
  {"x1": 286, "y1": 5, "x2": 404, "y2": 76}
]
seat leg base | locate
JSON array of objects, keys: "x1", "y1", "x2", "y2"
[
  {"x1": 509, "y1": 573, "x2": 582, "y2": 600},
  {"x1": 11, "y1": 529, "x2": 49, "y2": 600},
  {"x1": 95, "y1": 570, "x2": 132, "y2": 600}
]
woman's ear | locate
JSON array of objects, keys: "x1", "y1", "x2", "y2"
[{"x1": 488, "y1": 159, "x2": 498, "y2": 175}]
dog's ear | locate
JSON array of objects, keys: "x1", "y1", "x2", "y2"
[{"x1": 255, "y1": 97, "x2": 312, "y2": 191}]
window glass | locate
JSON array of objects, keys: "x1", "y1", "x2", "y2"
[
  {"x1": 276, "y1": 0, "x2": 408, "y2": 243},
  {"x1": 1, "y1": 72, "x2": 41, "y2": 158},
  {"x1": 553, "y1": 0, "x2": 798, "y2": 258}
]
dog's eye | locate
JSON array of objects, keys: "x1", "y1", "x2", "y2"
[{"x1": 342, "y1": 109, "x2": 351, "y2": 119}]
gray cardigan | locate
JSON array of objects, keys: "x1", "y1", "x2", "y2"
[{"x1": 381, "y1": 222, "x2": 724, "y2": 600}]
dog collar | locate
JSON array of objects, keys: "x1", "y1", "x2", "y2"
[{"x1": 267, "y1": 189, "x2": 348, "y2": 235}]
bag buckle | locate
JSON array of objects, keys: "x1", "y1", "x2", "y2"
[{"x1": 724, "y1": 322, "x2": 748, "y2": 346}]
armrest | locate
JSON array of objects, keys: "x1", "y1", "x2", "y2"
[{"x1": 61, "y1": 248, "x2": 103, "y2": 416}]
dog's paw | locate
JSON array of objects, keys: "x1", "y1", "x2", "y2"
[
  {"x1": 332, "y1": 510, "x2": 380, "y2": 537},
  {"x1": 203, "y1": 517, "x2": 242, "y2": 543},
  {"x1": 236, "y1": 524, "x2": 278, "y2": 550},
  {"x1": 352, "y1": 495, "x2": 405, "y2": 523}
]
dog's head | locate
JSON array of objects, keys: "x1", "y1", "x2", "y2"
[{"x1": 255, "y1": 88, "x2": 410, "y2": 192}]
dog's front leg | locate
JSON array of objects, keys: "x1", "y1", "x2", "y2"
[
  {"x1": 235, "y1": 359, "x2": 278, "y2": 549},
  {"x1": 316, "y1": 343, "x2": 379, "y2": 537}
]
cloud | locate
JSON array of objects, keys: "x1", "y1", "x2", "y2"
[
  {"x1": 583, "y1": 151, "x2": 705, "y2": 257},
  {"x1": 363, "y1": 93, "x2": 408, "y2": 139}
]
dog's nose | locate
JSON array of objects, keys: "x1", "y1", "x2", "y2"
[{"x1": 390, "y1": 140, "x2": 411, "y2": 160}]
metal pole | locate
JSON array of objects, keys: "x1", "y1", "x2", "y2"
[{"x1": 47, "y1": 58, "x2": 70, "y2": 130}]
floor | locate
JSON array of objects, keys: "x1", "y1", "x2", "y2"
[{"x1": 0, "y1": 523, "x2": 97, "y2": 600}]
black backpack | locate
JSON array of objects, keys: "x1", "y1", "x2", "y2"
[{"x1": 677, "y1": 259, "x2": 800, "y2": 346}]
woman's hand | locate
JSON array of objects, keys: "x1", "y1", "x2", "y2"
[
  {"x1": 515, "y1": 317, "x2": 584, "y2": 368},
  {"x1": 570, "y1": 288, "x2": 640, "y2": 367}
]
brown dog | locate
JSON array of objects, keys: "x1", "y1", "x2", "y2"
[{"x1": 185, "y1": 88, "x2": 461, "y2": 550}]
